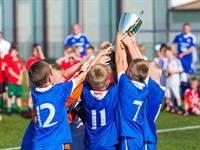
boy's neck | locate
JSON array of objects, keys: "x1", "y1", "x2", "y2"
[{"x1": 13, "y1": 56, "x2": 18, "y2": 61}]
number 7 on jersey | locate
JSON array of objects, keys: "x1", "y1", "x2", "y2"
[{"x1": 133, "y1": 100, "x2": 143, "y2": 122}]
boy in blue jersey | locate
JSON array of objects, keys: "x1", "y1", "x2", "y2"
[
  {"x1": 81, "y1": 63, "x2": 118, "y2": 150},
  {"x1": 144, "y1": 61, "x2": 165, "y2": 150},
  {"x1": 115, "y1": 32, "x2": 149, "y2": 150},
  {"x1": 24, "y1": 60, "x2": 89, "y2": 150}
]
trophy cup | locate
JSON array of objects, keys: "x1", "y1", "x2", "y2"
[
  {"x1": 110, "y1": 11, "x2": 143, "y2": 51},
  {"x1": 118, "y1": 11, "x2": 143, "y2": 33}
]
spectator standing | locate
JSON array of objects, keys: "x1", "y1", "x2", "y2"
[
  {"x1": 64, "y1": 24, "x2": 90, "y2": 57},
  {"x1": 153, "y1": 44, "x2": 168, "y2": 86},
  {"x1": 172, "y1": 23, "x2": 196, "y2": 96},
  {"x1": 0, "y1": 32, "x2": 11, "y2": 59},
  {"x1": 164, "y1": 47, "x2": 183, "y2": 114},
  {"x1": 172, "y1": 23, "x2": 196, "y2": 75}
]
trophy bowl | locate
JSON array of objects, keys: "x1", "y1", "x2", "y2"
[{"x1": 118, "y1": 12, "x2": 142, "y2": 33}]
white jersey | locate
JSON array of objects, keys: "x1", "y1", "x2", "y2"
[
  {"x1": 0, "y1": 39, "x2": 11, "y2": 58},
  {"x1": 166, "y1": 57, "x2": 183, "y2": 87}
]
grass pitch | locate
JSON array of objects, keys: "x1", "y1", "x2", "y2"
[{"x1": 0, "y1": 111, "x2": 200, "y2": 149}]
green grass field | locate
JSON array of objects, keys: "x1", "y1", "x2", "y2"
[{"x1": 0, "y1": 111, "x2": 200, "y2": 150}]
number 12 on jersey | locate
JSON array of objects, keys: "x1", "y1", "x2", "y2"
[{"x1": 133, "y1": 100, "x2": 143, "y2": 122}]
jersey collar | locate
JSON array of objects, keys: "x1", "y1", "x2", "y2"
[
  {"x1": 90, "y1": 90, "x2": 108, "y2": 101},
  {"x1": 35, "y1": 85, "x2": 53, "y2": 93}
]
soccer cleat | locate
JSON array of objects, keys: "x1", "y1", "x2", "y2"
[
  {"x1": 166, "y1": 106, "x2": 171, "y2": 112},
  {"x1": 170, "y1": 108, "x2": 175, "y2": 113},
  {"x1": 7, "y1": 108, "x2": 12, "y2": 115},
  {"x1": 177, "y1": 110, "x2": 183, "y2": 115}
]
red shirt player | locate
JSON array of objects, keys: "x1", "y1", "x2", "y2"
[
  {"x1": 184, "y1": 77, "x2": 200, "y2": 115},
  {"x1": 26, "y1": 43, "x2": 45, "y2": 70}
]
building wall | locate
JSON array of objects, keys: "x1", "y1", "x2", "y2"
[{"x1": 0, "y1": 0, "x2": 198, "y2": 60}]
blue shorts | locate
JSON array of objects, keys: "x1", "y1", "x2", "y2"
[
  {"x1": 119, "y1": 137, "x2": 144, "y2": 150},
  {"x1": 144, "y1": 142, "x2": 156, "y2": 150},
  {"x1": 33, "y1": 144, "x2": 64, "y2": 150},
  {"x1": 85, "y1": 145, "x2": 116, "y2": 150}
]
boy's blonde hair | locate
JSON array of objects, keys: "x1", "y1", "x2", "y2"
[
  {"x1": 147, "y1": 61, "x2": 162, "y2": 83},
  {"x1": 87, "y1": 64, "x2": 110, "y2": 90},
  {"x1": 127, "y1": 58, "x2": 149, "y2": 83}
]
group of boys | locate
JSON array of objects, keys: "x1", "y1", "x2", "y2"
[
  {"x1": 22, "y1": 32, "x2": 166, "y2": 150},
  {"x1": 153, "y1": 30, "x2": 200, "y2": 116},
  {"x1": 0, "y1": 43, "x2": 24, "y2": 114},
  {"x1": 0, "y1": 40, "x2": 46, "y2": 116}
]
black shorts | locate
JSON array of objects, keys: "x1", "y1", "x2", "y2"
[{"x1": 0, "y1": 82, "x2": 6, "y2": 93}]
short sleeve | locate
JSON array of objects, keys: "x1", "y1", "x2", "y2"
[
  {"x1": 173, "y1": 34, "x2": 179, "y2": 44},
  {"x1": 81, "y1": 82, "x2": 91, "y2": 104},
  {"x1": 191, "y1": 35, "x2": 197, "y2": 46},
  {"x1": 60, "y1": 80, "x2": 74, "y2": 102},
  {"x1": 177, "y1": 59, "x2": 183, "y2": 72}
]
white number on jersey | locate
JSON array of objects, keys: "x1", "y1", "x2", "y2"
[
  {"x1": 133, "y1": 100, "x2": 143, "y2": 122},
  {"x1": 91, "y1": 109, "x2": 106, "y2": 130},
  {"x1": 36, "y1": 103, "x2": 58, "y2": 128}
]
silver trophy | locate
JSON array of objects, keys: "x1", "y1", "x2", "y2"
[
  {"x1": 110, "y1": 11, "x2": 143, "y2": 50},
  {"x1": 118, "y1": 11, "x2": 143, "y2": 33}
]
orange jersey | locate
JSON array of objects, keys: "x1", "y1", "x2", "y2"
[{"x1": 66, "y1": 83, "x2": 83, "y2": 123}]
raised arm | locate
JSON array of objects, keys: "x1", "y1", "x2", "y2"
[
  {"x1": 62, "y1": 58, "x2": 87, "y2": 79},
  {"x1": 115, "y1": 32, "x2": 126, "y2": 75},
  {"x1": 121, "y1": 32, "x2": 143, "y2": 60}
]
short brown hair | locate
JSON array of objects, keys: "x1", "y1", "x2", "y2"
[
  {"x1": 87, "y1": 64, "x2": 110, "y2": 90},
  {"x1": 51, "y1": 63, "x2": 61, "y2": 71},
  {"x1": 127, "y1": 58, "x2": 149, "y2": 82},
  {"x1": 28, "y1": 60, "x2": 52, "y2": 87}
]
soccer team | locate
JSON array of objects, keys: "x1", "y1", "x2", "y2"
[{"x1": 21, "y1": 32, "x2": 165, "y2": 150}]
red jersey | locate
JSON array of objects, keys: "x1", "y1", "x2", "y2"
[
  {"x1": 185, "y1": 88, "x2": 200, "y2": 109},
  {"x1": 26, "y1": 56, "x2": 41, "y2": 70},
  {"x1": 60, "y1": 60, "x2": 79, "y2": 81},
  {"x1": 7, "y1": 57, "x2": 23, "y2": 84},
  {"x1": 2, "y1": 54, "x2": 12, "y2": 78},
  {"x1": 0, "y1": 59, "x2": 4, "y2": 82}
]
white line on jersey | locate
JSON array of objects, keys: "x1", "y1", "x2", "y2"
[{"x1": 157, "y1": 125, "x2": 200, "y2": 133}]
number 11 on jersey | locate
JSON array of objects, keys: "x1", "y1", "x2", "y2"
[{"x1": 91, "y1": 109, "x2": 106, "y2": 130}]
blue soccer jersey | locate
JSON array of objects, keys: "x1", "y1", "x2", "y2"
[
  {"x1": 144, "y1": 77, "x2": 165, "y2": 145},
  {"x1": 173, "y1": 33, "x2": 196, "y2": 73},
  {"x1": 81, "y1": 83, "x2": 118, "y2": 149},
  {"x1": 117, "y1": 73, "x2": 149, "y2": 140},
  {"x1": 21, "y1": 121, "x2": 35, "y2": 150},
  {"x1": 31, "y1": 81, "x2": 74, "y2": 148},
  {"x1": 64, "y1": 34, "x2": 90, "y2": 56}
]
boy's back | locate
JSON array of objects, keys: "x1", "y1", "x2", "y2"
[
  {"x1": 117, "y1": 73, "x2": 149, "y2": 139},
  {"x1": 32, "y1": 81, "x2": 74, "y2": 148},
  {"x1": 81, "y1": 82, "x2": 118, "y2": 149}
]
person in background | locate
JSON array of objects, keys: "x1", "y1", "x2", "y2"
[
  {"x1": 153, "y1": 44, "x2": 167, "y2": 86},
  {"x1": 56, "y1": 46, "x2": 80, "y2": 81},
  {"x1": 0, "y1": 32, "x2": 11, "y2": 59},
  {"x1": 138, "y1": 44, "x2": 148, "y2": 60},
  {"x1": 26, "y1": 43, "x2": 45, "y2": 70},
  {"x1": 24, "y1": 43, "x2": 45, "y2": 113},
  {"x1": 0, "y1": 32, "x2": 11, "y2": 111},
  {"x1": 172, "y1": 23, "x2": 197, "y2": 97},
  {"x1": 164, "y1": 47, "x2": 183, "y2": 114},
  {"x1": 64, "y1": 24, "x2": 90, "y2": 57},
  {"x1": 184, "y1": 77, "x2": 200, "y2": 116},
  {"x1": 0, "y1": 59, "x2": 5, "y2": 112},
  {"x1": 6, "y1": 44, "x2": 24, "y2": 114},
  {"x1": 85, "y1": 45, "x2": 95, "y2": 62}
]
